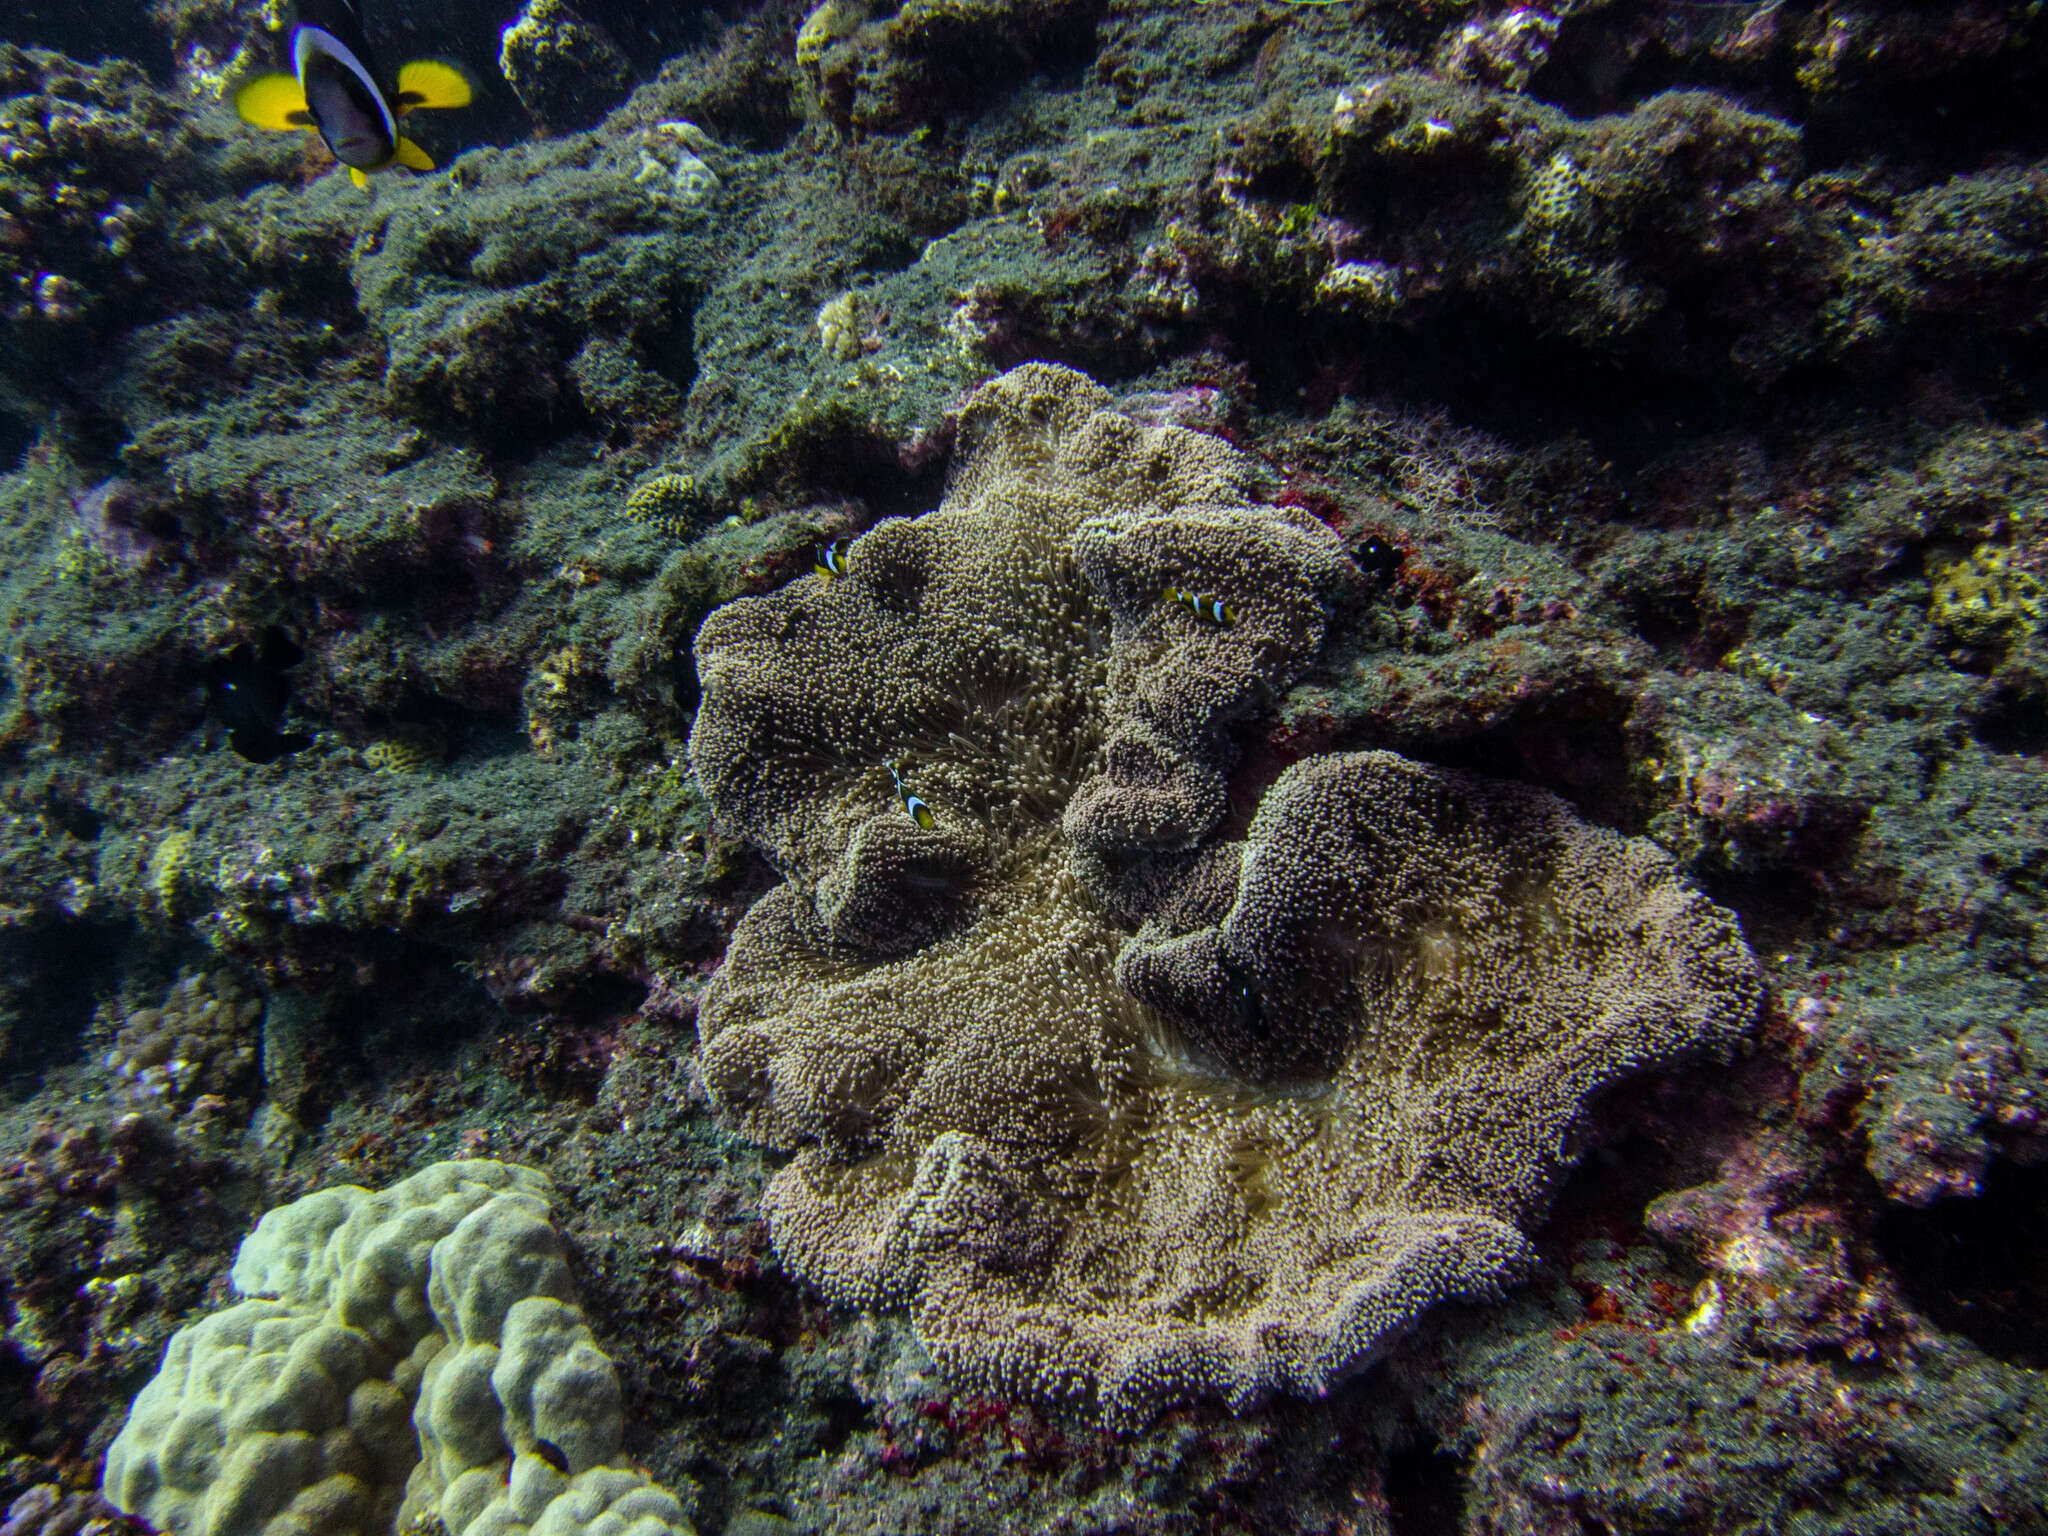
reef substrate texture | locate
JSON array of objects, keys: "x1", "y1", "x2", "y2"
[{"x1": 2, "y1": 0, "x2": 2048, "y2": 1532}]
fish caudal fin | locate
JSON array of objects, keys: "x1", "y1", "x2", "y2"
[
  {"x1": 395, "y1": 59, "x2": 472, "y2": 111},
  {"x1": 234, "y1": 72, "x2": 314, "y2": 131},
  {"x1": 393, "y1": 136, "x2": 436, "y2": 172}
]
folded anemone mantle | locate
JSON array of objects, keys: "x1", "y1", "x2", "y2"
[{"x1": 689, "y1": 362, "x2": 1761, "y2": 1421}]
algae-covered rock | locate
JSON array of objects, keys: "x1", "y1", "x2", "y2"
[
  {"x1": 499, "y1": 0, "x2": 634, "y2": 133},
  {"x1": 795, "y1": 0, "x2": 1105, "y2": 132},
  {"x1": 348, "y1": 139, "x2": 712, "y2": 452}
]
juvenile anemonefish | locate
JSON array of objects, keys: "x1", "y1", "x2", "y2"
[
  {"x1": 888, "y1": 761, "x2": 937, "y2": 830},
  {"x1": 814, "y1": 539, "x2": 852, "y2": 579},
  {"x1": 1164, "y1": 586, "x2": 1237, "y2": 626},
  {"x1": 234, "y1": 0, "x2": 471, "y2": 188}
]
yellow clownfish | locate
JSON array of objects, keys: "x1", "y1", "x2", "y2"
[
  {"x1": 814, "y1": 539, "x2": 852, "y2": 579},
  {"x1": 234, "y1": 0, "x2": 470, "y2": 188},
  {"x1": 1164, "y1": 586, "x2": 1237, "y2": 626},
  {"x1": 888, "y1": 761, "x2": 936, "y2": 830}
]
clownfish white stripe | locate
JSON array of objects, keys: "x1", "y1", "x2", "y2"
[
  {"x1": 888, "y1": 761, "x2": 937, "y2": 829},
  {"x1": 294, "y1": 25, "x2": 397, "y2": 149}
]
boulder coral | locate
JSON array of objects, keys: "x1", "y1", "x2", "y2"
[
  {"x1": 101, "y1": 1159, "x2": 694, "y2": 1536},
  {"x1": 688, "y1": 363, "x2": 1763, "y2": 1421}
]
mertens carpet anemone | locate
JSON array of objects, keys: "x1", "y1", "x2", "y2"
[{"x1": 689, "y1": 362, "x2": 1761, "y2": 1423}]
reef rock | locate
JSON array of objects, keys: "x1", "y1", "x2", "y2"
[
  {"x1": 498, "y1": 0, "x2": 633, "y2": 133},
  {"x1": 689, "y1": 362, "x2": 1761, "y2": 1421}
]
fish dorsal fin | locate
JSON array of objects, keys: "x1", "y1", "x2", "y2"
[
  {"x1": 395, "y1": 59, "x2": 472, "y2": 111},
  {"x1": 235, "y1": 72, "x2": 315, "y2": 131},
  {"x1": 392, "y1": 135, "x2": 436, "y2": 172},
  {"x1": 348, "y1": 165, "x2": 372, "y2": 188}
]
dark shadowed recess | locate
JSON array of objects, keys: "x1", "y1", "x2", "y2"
[
  {"x1": 1691, "y1": 861, "x2": 1837, "y2": 959},
  {"x1": 1243, "y1": 308, "x2": 1761, "y2": 468},
  {"x1": 1533, "y1": 3, "x2": 2048, "y2": 184},
  {"x1": 762, "y1": 418, "x2": 952, "y2": 525},
  {"x1": 0, "y1": 920, "x2": 129, "y2": 1099},
  {"x1": 915, "y1": 4, "x2": 1104, "y2": 132},
  {"x1": 290, "y1": 947, "x2": 649, "y2": 1106},
  {"x1": 1419, "y1": 704, "x2": 1637, "y2": 832},
  {"x1": 1386, "y1": 1436, "x2": 1465, "y2": 1536},
  {"x1": 0, "y1": 2, "x2": 171, "y2": 76},
  {"x1": 541, "y1": 0, "x2": 725, "y2": 80},
  {"x1": 211, "y1": 629, "x2": 311, "y2": 765},
  {"x1": 0, "y1": 407, "x2": 30, "y2": 475},
  {"x1": 1233, "y1": 300, "x2": 2048, "y2": 505},
  {"x1": 0, "y1": 1348, "x2": 34, "y2": 1456},
  {"x1": 1541, "y1": 1125, "x2": 1720, "y2": 1260},
  {"x1": 1877, "y1": 1156, "x2": 2048, "y2": 1368},
  {"x1": 1973, "y1": 682, "x2": 2048, "y2": 758}
]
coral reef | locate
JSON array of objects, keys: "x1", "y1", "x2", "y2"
[
  {"x1": 690, "y1": 363, "x2": 1760, "y2": 1420},
  {"x1": 0, "y1": 0, "x2": 2045, "y2": 1527},
  {"x1": 1150, "y1": 57, "x2": 2048, "y2": 390},
  {"x1": 623, "y1": 474, "x2": 702, "y2": 538},
  {"x1": 351, "y1": 156, "x2": 707, "y2": 451},
  {"x1": 102, "y1": 1159, "x2": 695, "y2": 1536},
  {"x1": 0, "y1": 47, "x2": 212, "y2": 339}
]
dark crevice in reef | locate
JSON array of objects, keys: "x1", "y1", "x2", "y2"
[
  {"x1": 1256, "y1": 306, "x2": 2047, "y2": 506},
  {"x1": 352, "y1": 959, "x2": 508, "y2": 1062},
  {"x1": 210, "y1": 629, "x2": 311, "y2": 766},
  {"x1": 1533, "y1": 9, "x2": 2048, "y2": 185},
  {"x1": 773, "y1": 435, "x2": 951, "y2": 526},
  {"x1": 1695, "y1": 863, "x2": 1840, "y2": 958},
  {"x1": 1540, "y1": 1126, "x2": 1713, "y2": 1257},
  {"x1": 29, "y1": 789, "x2": 102, "y2": 847},
  {"x1": 0, "y1": 920, "x2": 132, "y2": 1098},
  {"x1": 0, "y1": 5, "x2": 174, "y2": 78},
  {"x1": 1384, "y1": 1436, "x2": 1465, "y2": 1536},
  {"x1": 1530, "y1": 27, "x2": 1798, "y2": 126},
  {"x1": 1799, "y1": 68, "x2": 2048, "y2": 189},
  {"x1": 390, "y1": 963, "x2": 649, "y2": 1063},
  {"x1": 1877, "y1": 1157, "x2": 2048, "y2": 1369},
  {"x1": 920, "y1": 2, "x2": 1106, "y2": 127},
  {"x1": 0, "y1": 405, "x2": 33, "y2": 475},
  {"x1": 1243, "y1": 310, "x2": 1776, "y2": 478},
  {"x1": 1972, "y1": 685, "x2": 2048, "y2": 758},
  {"x1": 552, "y1": 973, "x2": 653, "y2": 1031},
  {"x1": 1617, "y1": 582, "x2": 1751, "y2": 669},
  {"x1": 1420, "y1": 704, "x2": 1640, "y2": 834},
  {"x1": 808, "y1": 1388, "x2": 874, "y2": 1454}
]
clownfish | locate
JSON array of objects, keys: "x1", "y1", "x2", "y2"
[
  {"x1": 814, "y1": 539, "x2": 852, "y2": 579},
  {"x1": 234, "y1": 0, "x2": 471, "y2": 188},
  {"x1": 1164, "y1": 586, "x2": 1237, "y2": 626},
  {"x1": 888, "y1": 761, "x2": 936, "y2": 830}
]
